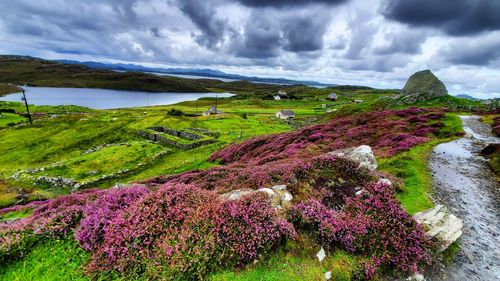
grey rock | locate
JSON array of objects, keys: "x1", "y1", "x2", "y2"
[
  {"x1": 220, "y1": 185, "x2": 293, "y2": 209},
  {"x1": 414, "y1": 204, "x2": 463, "y2": 251},
  {"x1": 402, "y1": 70, "x2": 448, "y2": 100},
  {"x1": 329, "y1": 145, "x2": 377, "y2": 171}
]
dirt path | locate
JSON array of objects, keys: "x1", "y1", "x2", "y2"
[{"x1": 429, "y1": 115, "x2": 499, "y2": 281}]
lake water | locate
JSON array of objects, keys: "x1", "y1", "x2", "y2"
[{"x1": 0, "y1": 87, "x2": 234, "y2": 109}]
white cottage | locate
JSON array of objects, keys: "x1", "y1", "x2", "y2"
[{"x1": 327, "y1": 93, "x2": 338, "y2": 101}]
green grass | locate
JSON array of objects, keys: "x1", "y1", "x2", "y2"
[
  {"x1": 0, "y1": 113, "x2": 27, "y2": 128},
  {"x1": 0, "y1": 208, "x2": 33, "y2": 221},
  {"x1": 34, "y1": 141, "x2": 165, "y2": 182},
  {"x1": 211, "y1": 239, "x2": 360, "y2": 281},
  {"x1": 378, "y1": 113, "x2": 463, "y2": 214},
  {"x1": 0, "y1": 239, "x2": 90, "y2": 281}
]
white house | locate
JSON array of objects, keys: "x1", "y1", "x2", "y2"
[
  {"x1": 274, "y1": 95, "x2": 281, "y2": 100},
  {"x1": 203, "y1": 105, "x2": 222, "y2": 116},
  {"x1": 275, "y1": 110, "x2": 295, "y2": 120},
  {"x1": 277, "y1": 90, "x2": 287, "y2": 97},
  {"x1": 327, "y1": 93, "x2": 338, "y2": 101}
]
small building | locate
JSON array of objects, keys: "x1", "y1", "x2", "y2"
[
  {"x1": 274, "y1": 95, "x2": 281, "y2": 100},
  {"x1": 278, "y1": 90, "x2": 288, "y2": 97},
  {"x1": 275, "y1": 110, "x2": 295, "y2": 120},
  {"x1": 327, "y1": 93, "x2": 338, "y2": 101},
  {"x1": 353, "y1": 99, "x2": 364, "y2": 103},
  {"x1": 203, "y1": 105, "x2": 222, "y2": 116}
]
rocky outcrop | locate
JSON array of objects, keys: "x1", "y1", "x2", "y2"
[
  {"x1": 397, "y1": 70, "x2": 448, "y2": 104},
  {"x1": 329, "y1": 145, "x2": 377, "y2": 171},
  {"x1": 480, "y1": 143, "x2": 500, "y2": 156},
  {"x1": 220, "y1": 185, "x2": 293, "y2": 209},
  {"x1": 413, "y1": 204, "x2": 463, "y2": 251}
]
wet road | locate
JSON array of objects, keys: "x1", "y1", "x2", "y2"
[{"x1": 429, "y1": 116, "x2": 499, "y2": 281}]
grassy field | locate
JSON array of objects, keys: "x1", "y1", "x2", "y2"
[{"x1": 0, "y1": 82, "x2": 480, "y2": 280}]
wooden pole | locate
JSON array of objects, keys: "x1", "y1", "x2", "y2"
[{"x1": 21, "y1": 89, "x2": 32, "y2": 125}]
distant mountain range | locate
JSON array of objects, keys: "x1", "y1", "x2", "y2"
[{"x1": 57, "y1": 60, "x2": 336, "y2": 87}]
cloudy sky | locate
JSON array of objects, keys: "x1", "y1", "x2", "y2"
[{"x1": 1, "y1": 0, "x2": 499, "y2": 98}]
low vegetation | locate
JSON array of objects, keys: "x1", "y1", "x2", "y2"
[{"x1": 0, "y1": 67, "x2": 483, "y2": 280}]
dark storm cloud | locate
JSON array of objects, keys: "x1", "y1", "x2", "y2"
[
  {"x1": 282, "y1": 15, "x2": 329, "y2": 52},
  {"x1": 177, "y1": 0, "x2": 229, "y2": 49},
  {"x1": 230, "y1": 8, "x2": 332, "y2": 59},
  {"x1": 236, "y1": 0, "x2": 348, "y2": 8},
  {"x1": 231, "y1": 16, "x2": 282, "y2": 59},
  {"x1": 382, "y1": 0, "x2": 500, "y2": 36},
  {"x1": 440, "y1": 34, "x2": 500, "y2": 66},
  {"x1": 174, "y1": 0, "x2": 335, "y2": 57}
]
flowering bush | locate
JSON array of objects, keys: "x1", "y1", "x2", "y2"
[
  {"x1": 75, "y1": 186, "x2": 149, "y2": 251},
  {"x1": 290, "y1": 182, "x2": 432, "y2": 278},
  {"x1": 210, "y1": 108, "x2": 447, "y2": 165},
  {"x1": 0, "y1": 188, "x2": 104, "y2": 263},
  {"x1": 87, "y1": 184, "x2": 294, "y2": 279}
]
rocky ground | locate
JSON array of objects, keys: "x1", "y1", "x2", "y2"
[{"x1": 429, "y1": 115, "x2": 499, "y2": 281}]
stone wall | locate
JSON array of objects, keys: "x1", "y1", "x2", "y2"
[
  {"x1": 149, "y1": 126, "x2": 203, "y2": 140},
  {"x1": 137, "y1": 128, "x2": 217, "y2": 150}
]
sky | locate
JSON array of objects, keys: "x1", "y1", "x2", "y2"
[{"x1": 0, "y1": 0, "x2": 499, "y2": 98}]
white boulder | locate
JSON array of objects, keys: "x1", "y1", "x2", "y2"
[
  {"x1": 413, "y1": 204, "x2": 463, "y2": 251},
  {"x1": 329, "y1": 145, "x2": 377, "y2": 171},
  {"x1": 220, "y1": 185, "x2": 293, "y2": 209},
  {"x1": 377, "y1": 178, "x2": 392, "y2": 186},
  {"x1": 220, "y1": 188, "x2": 254, "y2": 201}
]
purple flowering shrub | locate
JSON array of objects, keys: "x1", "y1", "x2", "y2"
[
  {"x1": 210, "y1": 108, "x2": 447, "y2": 165},
  {"x1": 87, "y1": 184, "x2": 294, "y2": 279},
  {"x1": 75, "y1": 186, "x2": 149, "y2": 251},
  {"x1": 0, "y1": 188, "x2": 104, "y2": 263},
  {"x1": 290, "y1": 182, "x2": 432, "y2": 278},
  {"x1": 1, "y1": 184, "x2": 293, "y2": 279},
  {"x1": 145, "y1": 154, "x2": 374, "y2": 205}
]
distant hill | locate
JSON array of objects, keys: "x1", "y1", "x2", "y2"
[
  {"x1": 0, "y1": 55, "x2": 294, "y2": 94},
  {"x1": 454, "y1": 94, "x2": 479, "y2": 100},
  {"x1": 57, "y1": 60, "x2": 336, "y2": 88}
]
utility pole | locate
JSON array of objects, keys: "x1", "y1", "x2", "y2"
[{"x1": 21, "y1": 88, "x2": 32, "y2": 124}]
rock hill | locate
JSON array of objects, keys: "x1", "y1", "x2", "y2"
[{"x1": 398, "y1": 70, "x2": 448, "y2": 103}]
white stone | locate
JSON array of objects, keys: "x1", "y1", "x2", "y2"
[
  {"x1": 257, "y1": 188, "x2": 277, "y2": 197},
  {"x1": 325, "y1": 271, "x2": 331, "y2": 280},
  {"x1": 406, "y1": 273, "x2": 426, "y2": 281},
  {"x1": 271, "y1": 185, "x2": 287, "y2": 192},
  {"x1": 377, "y1": 178, "x2": 392, "y2": 186},
  {"x1": 414, "y1": 205, "x2": 463, "y2": 251},
  {"x1": 221, "y1": 185, "x2": 293, "y2": 210},
  {"x1": 316, "y1": 247, "x2": 326, "y2": 262},
  {"x1": 329, "y1": 145, "x2": 377, "y2": 170},
  {"x1": 220, "y1": 188, "x2": 254, "y2": 201},
  {"x1": 281, "y1": 191, "x2": 293, "y2": 202},
  {"x1": 355, "y1": 189, "x2": 366, "y2": 197}
]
